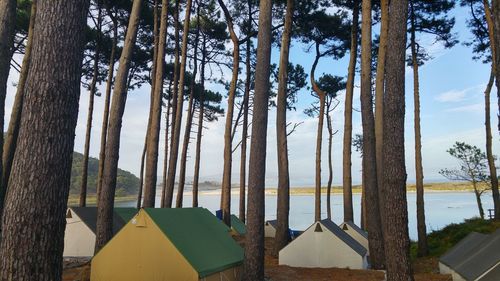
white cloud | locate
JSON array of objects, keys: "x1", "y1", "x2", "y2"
[
  {"x1": 445, "y1": 102, "x2": 483, "y2": 113},
  {"x1": 435, "y1": 89, "x2": 468, "y2": 103}
]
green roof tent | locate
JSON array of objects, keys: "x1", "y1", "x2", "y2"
[
  {"x1": 91, "y1": 208, "x2": 244, "y2": 281},
  {"x1": 230, "y1": 215, "x2": 247, "y2": 235},
  {"x1": 64, "y1": 207, "x2": 137, "y2": 257}
]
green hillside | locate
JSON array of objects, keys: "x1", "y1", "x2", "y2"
[{"x1": 70, "y1": 152, "x2": 139, "y2": 196}]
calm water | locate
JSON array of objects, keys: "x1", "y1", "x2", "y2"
[{"x1": 116, "y1": 191, "x2": 494, "y2": 240}]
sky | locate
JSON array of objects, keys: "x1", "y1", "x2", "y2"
[{"x1": 5, "y1": 4, "x2": 500, "y2": 188}]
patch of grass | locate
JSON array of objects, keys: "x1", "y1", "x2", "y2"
[{"x1": 411, "y1": 218, "x2": 500, "y2": 259}]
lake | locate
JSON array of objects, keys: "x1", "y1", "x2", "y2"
[{"x1": 116, "y1": 191, "x2": 494, "y2": 240}]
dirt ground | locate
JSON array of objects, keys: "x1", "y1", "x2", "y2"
[{"x1": 62, "y1": 236, "x2": 452, "y2": 281}]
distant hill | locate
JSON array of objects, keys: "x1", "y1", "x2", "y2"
[{"x1": 70, "y1": 152, "x2": 139, "y2": 196}]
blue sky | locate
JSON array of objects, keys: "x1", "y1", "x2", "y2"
[{"x1": 6, "y1": 4, "x2": 498, "y2": 187}]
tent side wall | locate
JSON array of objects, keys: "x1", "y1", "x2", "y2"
[
  {"x1": 341, "y1": 223, "x2": 369, "y2": 251},
  {"x1": 202, "y1": 265, "x2": 242, "y2": 281},
  {"x1": 64, "y1": 211, "x2": 96, "y2": 257},
  {"x1": 439, "y1": 262, "x2": 467, "y2": 281},
  {"x1": 264, "y1": 224, "x2": 276, "y2": 238},
  {"x1": 279, "y1": 222, "x2": 366, "y2": 269},
  {"x1": 91, "y1": 211, "x2": 199, "y2": 281}
]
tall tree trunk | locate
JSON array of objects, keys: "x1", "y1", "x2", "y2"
[
  {"x1": 80, "y1": 4, "x2": 102, "y2": 207},
  {"x1": 144, "y1": 0, "x2": 170, "y2": 208},
  {"x1": 95, "y1": 0, "x2": 142, "y2": 251},
  {"x1": 410, "y1": 3, "x2": 429, "y2": 257},
  {"x1": 0, "y1": 1, "x2": 88, "y2": 279},
  {"x1": 382, "y1": 0, "x2": 413, "y2": 279},
  {"x1": 473, "y1": 181, "x2": 485, "y2": 219},
  {"x1": 239, "y1": 0, "x2": 253, "y2": 224},
  {"x1": 274, "y1": 0, "x2": 294, "y2": 256},
  {"x1": 137, "y1": 143, "x2": 147, "y2": 209},
  {"x1": 243, "y1": 0, "x2": 272, "y2": 278},
  {"x1": 0, "y1": 0, "x2": 17, "y2": 218},
  {"x1": 1, "y1": 0, "x2": 36, "y2": 201},
  {"x1": 176, "y1": 7, "x2": 200, "y2": 207},
  {"x1": 161, "y1": 81, "x2": 172, "y2": 208},
  {"x1": 342, "y1": 3, "x2": 359, "y2": 223},
  {"x1": 192, "y1": 37, "x2": 207, "y2": 208},
  {"x1": 360, "y1": 0, "x2": 385, "y2": 270},
  {"x1": 492, "y1": 0, "x2": 500, "y2": 135},
  {"x1": 96, "y1": 10, "x2": 118, "y2": 202},
  {"x1": 164, "y1": 0, "x2": 193, "y2": 208},
  {"x1": 218, "y1": 0, "x2": 239, "y2": 226},
  {"x1": 483, "y1": 0, "x2": 500, "y2": 219},
  {"x1": 326, "y1": 111, "x2": 333, "y2": 220}
]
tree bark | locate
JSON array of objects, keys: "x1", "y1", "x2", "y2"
[
  {"x1": 342, "y1": 3, "x2": 359, "y2": 223},
  {"x1": 176, "y1": 7, "x2": 201, "y2": 207},
  {"x1": 492, "y1": 0, "x2": 500, "y2": 135},
  {"x1": 0, "y1": 0, "x2": 17, "y2": 217},
  {"x1": 95, "y1": 0, "x2": 142, "y2": 252},
  {"x1": 360, "y1": 0, "x2": 385, "y2": 269},
  {"x1": 0, "y1": 1, "x2": 88, "y2": 279},
  {"x1": 382, "y1": 0, "x2": 413, "y2": 279},
  {"x1": 274, "y1": 0, "x2": 294, "y2": 256},
  {"x1": 326, "y1": 111, "x2": 333, "y2": 220},
  {"x1": 80, "y1": 4, "x2": 102, "y2": 207},
  {"x1": 218, "y1": 0, "x2": 239, "y2": 226},
  {"x1": 161, "y1": 81, "x2": 172, "y2": 208},
  {"x1": 410, "y1": 2, "x2": 429, "y2": 257},
  {"x1": 137, "y1": 143, "x2": 147, "y2": 209},
  {"x1": 164, "y1": 0, "x2": 193, "y2": 208},
  {"x1": 169, "y1": 0, "x2": 180, "y2": 164},
  {"x1": 1, "y1": 0, "x2": 36, "y2": 202},
  {"x1": 96, "y1": 10, "x2": 118, "y2": 202},
  {"x1": 144, "y1": 0, "x2": 170, "y2": 208},
  {"x1": 473, "y1": 181, "x2": 485, "y2": 219},
  {"x1": 243, "y1": 0, "x2": 272, "y2": 278}
]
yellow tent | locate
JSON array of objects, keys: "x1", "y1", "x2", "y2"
[{"x1": 91, "y1": 208, "x2": 243, "y2": 281}]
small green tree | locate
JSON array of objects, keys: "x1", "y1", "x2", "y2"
[{"x1": 439, "y1": 142, "x2": 492, "y2": 219}]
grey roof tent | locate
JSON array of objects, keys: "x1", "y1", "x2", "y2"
[
  {"x1": 68, "y1": 207, "x2": 137, "y2": 235},
  {"x1": 320, "y1": 219, "x2": 367, "y2": 257},
  {"x1": 440, "y1": 229, "x2": 500, "y2": 281},
  {"x1": 341, "y1": 221, "x2": 368, "y2": 239}
]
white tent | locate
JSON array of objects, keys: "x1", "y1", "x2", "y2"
[
  {"x1": 265, "y1": 220, "x2": 277, "y2": 238},
  {"x1": 339, "y1": 221, "x2": 369, "y2": 251},
  {"x1": 279, "y1": 219, "x2": 368, "y2": 269}
]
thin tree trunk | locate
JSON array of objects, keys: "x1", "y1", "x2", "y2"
[
  {"x1": 164, "y1": 0, "x2": 193, "y2": 208},
  {"x1": 342, "y1": 3, "x2": 359, "y2": 223},
  {"x1": 326, "y1": 112, "x2": 333, "y2": 220},
  {"x1": 492, "y1": 0, "x2": 500, "y2": 135},
  {"x1": 161, "y1": 81, "x2": 172, "y2": 208},
  {"x1": 382, "y1": 0, "x2": 413, "y2": 279},
  {"x1": 95, "y1": 0, "x2": 142, "y2": 252},
  {"x1": 274, "y1": 0, "x2": 294, "y2": 256},
  {"x1": 360, "y1": 0, "x2": 385, "y2": 270},
  {"x1": 144, "y1": 0, "x2": 170, "y2": 208},
  {"x1": 192, "y1": 37, "x2": 207, "y2": 208},
  {"x1": 1, "y1": 0, "x2": 36, "y2": 198},
  {"x1": 137, "y1": 143, "x2": 147, "y2": 209},
  {"x1": 483, "y1": 0, "x2": 500, "y2": 219},
  {"x1": 96, "y1": 10, "x2": 118, "y2": 202},
  {"x1": 0, "y1": 1, "x2": 88, "y2": 279},
  {"x1": 0, "y1": 0, "x2": 17, "y2": 217},
  {"x1": 168, "y1": 0, "x2": 180, "y2": 166},
  {"x1": 243, "y1": 0, "x2": 272, "y2": 278},
  {"x1": 176, "y1": 6, "x2": 200, "y2": 207},
  {"x1": 80, "y1": 5, "x2": 102, "y2": 207},
  {"x1": 473, "y1": 181, "x2": 485, "y2": 219},
  {"x1": 410, "y1": 3, "x2": 429, "y2": 256},
  {"x1": 218, "y1": 0, "x2": 239, "y2": 226}
]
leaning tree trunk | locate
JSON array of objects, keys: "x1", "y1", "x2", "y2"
[
  {"x1": 410, "y1": 5, "x2": 429, "y2": 256},
  {"x1": 243, "y1": 0, "x2": 272, "y2": 279},
  {"x1": 326, "y1": 111, "x2": 334, "y2": 220},
  {"x1": 360, "y1": 0, "x2": 385, "y2": 269},
  {"x1": 382, "y1": 0, "x2": 413, "y2": 279},
  {"x1": 274, "y1": 0, "x2": 294, "y2": 256},
  {"x1": 95, "y1": 0, "x2": 142, "y2": 252},
  {"x1": 0, "y1": 1, "x2": 88, "y2": 280},
  {"x1": 2, "y1": 0, "x2": 36, "y2": 201},
  {"x1": 483, "y1": 0, "x2": 500, "y2": 218},
  {"x1": 176, "y1": 8, "x2": 200, "y2": 207},
  {"x1": 342, "y1": 3, "x2": 359, "y2": 223},
  {"x1": 218, "y1": 0, "x2": 239, "y2": 226},
  {"x1": 80, "y1": 5, "x2": 102, "y2": 207},
  {"x1": 164, "y1": 0, "x2": 193, "y2": 208},
  {"x1": 472, "y1": 181, "x2": 485, "y2": 219},
  {"x1": 143, "y1": 0, "x2": 170, "y2": 208},
  {"x1": 96, "y1": 11, "x2": 118, "y2": 201},
  {"x1": 0, "y1": 0, "x2": 17, "y2": 218}
]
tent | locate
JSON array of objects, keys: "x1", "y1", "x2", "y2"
[
  {"x1": 439, "y1": 229, "x2": 500, "y2": 281},
  {"x1": 339, "y1": 221, "x2": 369, "y2": 251},
  {"x1": 279, "y1": 219, "x2": 368, "y2": 269},
  {"x1": 91, "y1": 208, "x2": 244, "y2": 281},
  {"x1": 230, "y1": 215, "x2": 246, "y2": 235},
  {"x1": 64, "y1": 207, "x2": 137, "y2": 257},
  {"x1": 265, "y1": 219, "x2": 277, "y2": 237}
]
